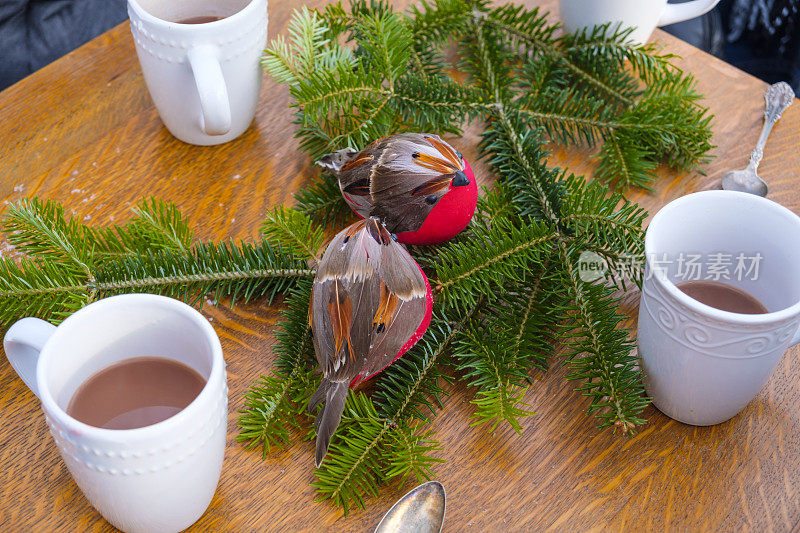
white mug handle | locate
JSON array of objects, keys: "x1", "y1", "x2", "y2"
[
  {"x1": 187, "y1": 45, "x2": 232, "y2": 136},
  {"x1": 3, "y1": 317, "x2": 57, "y2": 398},
  {"x1": 658, "y1": 0, "x2": 720, "y2": 27}
]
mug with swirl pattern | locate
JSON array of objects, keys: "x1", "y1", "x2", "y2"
[{"x1": 639, "y1": 191, "x2": 800, "y2": 425}]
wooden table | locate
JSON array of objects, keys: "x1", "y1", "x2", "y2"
[{"x1": 1, "y1": 1, "x2": 799, "y2": 531}]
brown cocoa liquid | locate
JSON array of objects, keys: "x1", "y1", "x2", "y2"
[
  {"x1": 676, "y1": 281, "x2": 768, "y2": 314},
  {"x1": 177, "y1": 15, "x2": 223, "y2": 24},
  {"x1": 67, "y1": 357, "x2": 206, "y2": 430}
]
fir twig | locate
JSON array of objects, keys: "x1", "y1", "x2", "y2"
[{"x1": 237, "y1": 279, "x2": 319, "y2": 456}]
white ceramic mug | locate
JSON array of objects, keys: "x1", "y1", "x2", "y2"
[
  {"x1": 3, "y1": 294, "x2": 228, "y2": 533},
  {"x1": 559, "y1": 0, "x2": 720, "y2": 45},
  {"x1": 128, "y1": 0, "x2": 268, "y2": 145},
  {"x1": 638, "y1": 191, "x2": 800, "y2": 426}
]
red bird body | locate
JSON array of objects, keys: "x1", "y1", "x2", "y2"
[
  {"x1": 318, "y1": 133, "x2": 478, "y2": 245},
  {"x1": 308, "y1": 218, "x2": 432, "y2": 466}
]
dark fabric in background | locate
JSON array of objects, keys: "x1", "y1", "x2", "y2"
[
  {"x1": 0, "y1": 0, "x2": 127, "y2": 89},
  {"x1": 716, "y1": 0, "x2": 800, "y2": 90},
  {"x1": 0, "y1": 1, "x2": 797, "y2": 92}
]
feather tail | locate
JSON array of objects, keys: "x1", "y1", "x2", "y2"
[
  {"x1": 314, "y1": 381, "x2": 349, "y2": 467},
  {"x1": 307, "y1": 379, "x2": 331, "y2": 417},
  {"x1": 316, "y1": 148, "x2": 359, "y2": 174}
]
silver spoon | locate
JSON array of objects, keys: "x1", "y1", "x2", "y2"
[
  {"x1": 721, "y1": 81, "x2": 795, "y2": 196},
  {"x1": 374, "y1": 481, "x2": 446, "y2": 533}
]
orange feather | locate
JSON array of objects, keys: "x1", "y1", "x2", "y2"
[
  {"x1": 425, "y1": 135, "x2": 464, "y2": 170},
  {"x1": 412, "y1": 152, "x2": 455, "y2": 174},
  {"x1": 328, "y1": 281, "x2": 355, "y2": 364},
  {"x1": 373, "y1": 282, "x2": 400, "y2": 332}
]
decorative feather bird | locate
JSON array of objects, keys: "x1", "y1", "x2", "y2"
[
  {"x1": 317, "y1": 133, "x2": 478, "y2": 246},
  {"x1": 308, "y1": 218, "x2": 433, "y2": 467}
]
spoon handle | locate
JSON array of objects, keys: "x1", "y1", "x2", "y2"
[{"x1": 747, "y1": 81, "x2": 795, "y2": 170}]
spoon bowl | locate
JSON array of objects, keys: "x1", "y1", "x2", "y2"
[
  {"x1": 374, "y1": 481, "x2": 446, "y2": 533},
  {"x1": 721, "y1": 168, "x2": 768, "y2": 197}
]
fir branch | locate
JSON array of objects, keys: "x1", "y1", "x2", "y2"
[
  {"x1": 461, "y1": 18, "x2": 649, "y2": 430},
  {"x1": 261, "y1": 206, "x2": 327, "y2": 261},
  {"x1": 384, "y1": 422, "x2": 445, "y2": 486},
  {"x1": 483, "y1": 6, "x2": 637, "y2": 106},
  {"x1": 490, "y1": 268, "x2": 561, "y2": 372},
  {"x1": 237, "y1": 368, "x2": 319, "y2": 456},
  {"x1": 479, "y1": 109, "x2": 564, "y2": 223},
  {"x1": 373, "y1": 309, "x2": 464, "y2": 421},
  {"x1": 293, "y1": 171, "x2": 353, "y2": 226},
  {"x1": 471, "y1": 182, "x2": 516, "y2": 229},
  {"x1": 95, "y1": 241, "x2": 313, "y2": 306},
  {"x1": 354, "y1": 10, "x2": 412, "y2": 84},
  {"x1": 228, "y1": 0, "x2": 720, "y2": 508},
  {"x1": 0, "y1": 198, "x2": 314, "y2": 327},
  {"x1": 312, "y1": 393, "x2": 442, "y2": 513},
  {"x1": 2, "y1": 198, "x2": 97, "y2": 274},
  {"x1": 2, "y1": 197, "x2": 195, "y2": 268},
  {"x1": 561, "y1": 177, "x2": 647, "y2": 288},
  {"x1": 238, "y1": 279, "x2": 319, "y2": 455},
  {"x1": 556, "y1": 240, "x2": 648, "y2": 432},
  {"x1": 406, "y1": 0, "x2": 474, "y2": 45},
  {"x1": 312, "y1": 392, "x2": 388, "y2": 512},
  {"x1": 455, "y1": 326, "x2": 535, "y2": 433},
  {"x1": 0, "y1": 256, "x2": 94, "y2": 325},
  {"x1": 452, "y1": 263, "x2": 562, "y2": 431},
  {"x1": 433, "y1": 217, "x2": 557, "y2": 310},
  {"x1": 391, "y1": 73, "x2": 486, "y2": 132},
  {"x1": 0, "y1": 250, "x2": 311, "y2": 301},
  {"x1": 262, "y1": 6, "x2": 354, "y2": 85},
  {"x1": 469, "y1": 386, "x2": 532, "y2": 434},
  {"x1": 127, "y1": 197, "x2": 194, "y2": 254}
]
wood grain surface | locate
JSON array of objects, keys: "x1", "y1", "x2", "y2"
[{"x1": 1, "y1": 1, "x2": 800, "y2": 531}]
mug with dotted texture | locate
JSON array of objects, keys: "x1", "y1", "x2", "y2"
[
  {"x1": 4, "y1": 294, "x2": 228, "y2": 533},
  {"x1": 127, "y1": 0, "x2": 268, "y2": 145}
]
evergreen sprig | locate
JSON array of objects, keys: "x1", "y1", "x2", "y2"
[
  {"x1": 0, "y1": 198, "x2": 312, "y2": 326},
  {"x1": 260, "y1": 205, "x2": 327, "y2": 261},
  {"x1": 237, "y1": 278, "x2": 319, "y2": 456},
  {"x1": 311, "y1": 392, "x2": 443, "y2": 513}
]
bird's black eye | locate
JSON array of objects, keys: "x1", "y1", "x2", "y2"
[
  {"x1": 456, "y1": 151, "x2": 463, "y2": 159},
  {"x1": 425, "y1": 194, "x2": 438, "y2": 205}
]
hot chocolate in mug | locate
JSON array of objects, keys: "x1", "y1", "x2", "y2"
[
  {"x1": 638, "y1": 191, "x2": 800, "y2": 426},
  {"x1": 128, "y1": 0, "x2": 268, "y2": 145},
  {"x1": 559, "y1": 0, "x2": 720, "y2": 45},
  {"x1": 4, "y1": 294, "x2": 228, "y2": 533}
]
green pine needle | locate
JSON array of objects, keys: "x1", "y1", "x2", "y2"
[
  {"x1": 237, "y1": 279, "x2": 319, "y2": 456},
  {"x1": 261, "y1": 206, "x2": 327, "y2": 261}
]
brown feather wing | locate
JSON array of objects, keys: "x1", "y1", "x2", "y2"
[
  {"x1": 357, "y1": 238, "x2": 427, "y2": 380},
  {"x1": 335, "y1": 140, "x2": 396, "y2": 216},
  {"x1": 358, "y1": 290, "x2": 426, "y2": 381},
  {"x1": 368, "y1": 134, "x2": 461, "y2": 234},
  {"x1": 377, "y1": 238, "x2": 427, "y2": 299},
  {"x1": 312, "y1": 222, "x2": 384, "y2": 381},
  {"x1": 312, "y1": 275, "x2": 381, "y2": 381},
  {"x1": 337, "y1": 153, "x2": 376, "y2": 216}
]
